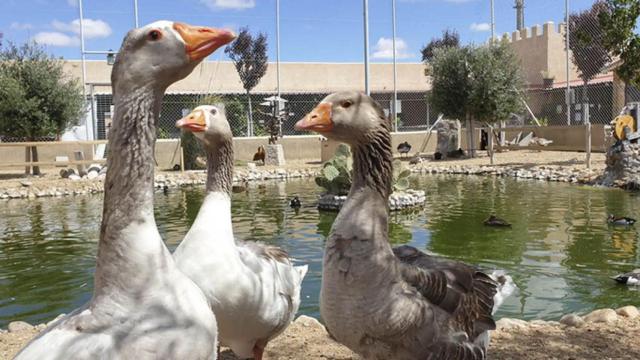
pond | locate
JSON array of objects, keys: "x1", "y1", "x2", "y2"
[{"x1": 1, "y1": 175, "x2": 639, "y2": 328}]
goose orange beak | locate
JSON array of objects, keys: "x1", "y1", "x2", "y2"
[
  {"x1": 173, "y1": 22, "x2": 236, "y2": 62},
  {"x1": 295, "y1": 102, "x2": 334, "y2": 132},
  {"x1": 176, "y1": 110, "x2": 207, "y2": 132}
]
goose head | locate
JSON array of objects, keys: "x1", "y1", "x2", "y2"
[
  {"x1": 294, "y1": 91, "x2": 389, "y2": 145},
  {"x1": 112, "y1": 21, "x2": 236, "y2": 89},
  {"x1": 176, "y1": 105, "x2": 232, "y2": 148}
]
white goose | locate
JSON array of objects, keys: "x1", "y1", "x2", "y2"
[
  {"x1": 173, "y1": 105, "x2": 308, "y2": 360},
  {"x1": 15, "y1": 21, "x2": 235, "y2": 359},
  {"x1": 296, "y1": 92, "x2": 502, "y2": 360}
]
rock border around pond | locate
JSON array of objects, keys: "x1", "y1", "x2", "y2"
[{"x1": 317, "y1": 189, "x2": 426, "y2": 211}]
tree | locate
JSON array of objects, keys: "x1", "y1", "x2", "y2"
[
  {"x1": 468, "y1": 39, "x2": 525, "y2": 124},
  {"x1": 421, "y1": 29, "x2": 460, "y2": 63},
  {"x1": 599, "y1": 0, "x2": 640, "y2": 86},
  {"x1": 224, "y1": 27, "x2": 268, "y2": 136},
  {"x1": 428, "y1": 46, "x2": 472, "y2": 121},
  {"x1": 567, "y1": 1, "x2": 611, "y2": 105},
  {"x1": 0, "y1": 42, "x2": 84, "y2": 175}
]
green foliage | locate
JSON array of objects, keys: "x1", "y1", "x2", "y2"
[
  {"x1": 599, "y1": 0, "x2": 640, "y2": 86},
  {"x1": 315, "y1": 145, "x2": 412, "y2": 195},
  {"x1": 429, "y1": 41, "x2": 525, "y2": 124},
  {"x1": 392, "y1": 160, "x2": 411, "y2": 192},
  {"x1": 0, "y1": 41, "x2": 84, "y2": 141},
  {"x1": 315, "y1": 144, "x2": 352, "y2": 196},
  {"x1": 421, "y1": 29, "x2": 460, "y2": 62},
  {"x1": 428, "y1": 46, "x2": 472, "y2": 120},
  {"x1": 468, "y1": 39, "x2": 525, "y2": 123},
  {"x1": 567, "y1": 1, "x2": 611, "y2": 89},
  {"x1": 224, "y1": 27, "x2": 268, "y2": 93}
]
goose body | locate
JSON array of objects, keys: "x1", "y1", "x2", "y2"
[
  {"x1": 612, "y1": 269, "x2": 640, "y2": 285},
  {"x1": 484, "y1": 215, "x2": 511, "y2": 227},
  {"x1": 173, "y1": 106, "x2": 307, "y2": 360},
  {"x1": 608, "y1": 214, "x2": 636, "y2": 226},
  {"x1": 296, "y1": 92, "x2": 500, "y2": 360},
  {"x1": 15, "y1": 21, "x2": 235, "y2": 360}
]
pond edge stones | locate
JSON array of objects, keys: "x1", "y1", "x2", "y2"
[{"x1": 317, "y1": 189, "x2": 426, "y2": 211}]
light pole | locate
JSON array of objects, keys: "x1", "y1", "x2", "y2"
[
  {"x1": 565, "y1": 0, "x2": 571, "y2": 126},
  {"x1": 276, "y1": 0, "x2": 281, "y2": 99},
  {"x1": 134, "y1": 0, "x2": 139, "y2": 28},
  {"x1": 392, "y1": 0, "x2": 398, "y2": 131},
  {"x1": 490, "y1": 0, "x2": 495, "y2": 42},
  {"x1": 363, "y1": 0, "x2": 370, "y2": 95}
]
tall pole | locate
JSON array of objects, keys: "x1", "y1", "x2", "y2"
[
  {"x1": 134, "y1": 0, "x2": 139, "y2": 28},
  {"x1": 490, "y1": 0, "x2": 495, "y2": 42},
  {"x1": 565, "y1": 0, "x2": 571, "y2": 126},
  {"x1": 392, "y1": 0, "x2": 398, "y2": 131},
  {"x1": 276, "y1": 0, "x2": 281, "y2": 99},
  {"x1": 363, "y1": 0, "x2": 370, "y2": 95},
  {"x1": 78, "y1": 0, "x2": 90, "y2": 141}
]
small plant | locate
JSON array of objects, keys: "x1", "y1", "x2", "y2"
[
  {"x1": 392, "y1": 160, "x2": 412, "y2": 192},
  {"x1": 315, "y1": 144, "x2": 352, "y2": 196},
  {"x1": 315, "y1": 145, "x2": 413, "y2": 195}
]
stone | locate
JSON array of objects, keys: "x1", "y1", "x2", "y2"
[
  {"x1": 294, "y1": 315, "x2": 323, "y2": 329},
  {"x1": 265, "y1": 144, "x2": 286, "y2": 166},
  {"x1": 247, "y1": 162, "x2": 257, "y2": 170},
  {"x1": 495, "y1": 318, "x2": 528, "y2": 330},
  {"x1": 20, "y1": 181, "x2": 32, "y2": 187},
  {"x1": 584, "y1": 308, "x2": 618, "y2": 324},
  {"x1": 616, "y1": 306, "x2": 639, "y2": 319},
  {"x1": 559, "y1": 314, "x2": 585, "y2": 328},
  {"x1": 8, "y1": 321, "x2": 34, "y2": 332},
  {"x1": 435, "y1": 120, "x2": 460, "y2": 158},
  {"x1": 68, "y1": 174, "x2": 82, "y2": 181},
  {"x1": 87, "y1": 170, "x2": 99, "y2": 180}
]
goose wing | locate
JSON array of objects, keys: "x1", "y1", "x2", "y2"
[{"x1": 393, "y1": 245, "x2": 497, "y2": 340}]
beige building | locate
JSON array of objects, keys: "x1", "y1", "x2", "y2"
[{"x1": 63, "y1": 60, "x2": 431, "y2": 94}]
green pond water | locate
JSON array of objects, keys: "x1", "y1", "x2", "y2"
[{"x1": 1, "y1": 175, "x2": 640, "y2": 328}]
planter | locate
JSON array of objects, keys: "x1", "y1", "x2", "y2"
[{"x1": 318, "y1": 189, "x2": 426, "y2": 211}]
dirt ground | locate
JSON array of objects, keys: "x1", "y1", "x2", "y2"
[{"x1": 3, "y1": 311, "x2": 640, "y2": 360}]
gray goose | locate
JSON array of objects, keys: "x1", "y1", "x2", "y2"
[
  {"x1": 295, "y1": 91, "x2": 499, "y2": 360},
  {"x1": 15, "y1": 21, "x2": 235, "y2": 359}
]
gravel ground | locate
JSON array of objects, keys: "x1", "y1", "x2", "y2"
[{"x1": 3, "y1": 306, "x2": 640, "y2": 360}]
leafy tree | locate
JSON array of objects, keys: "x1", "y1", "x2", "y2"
[
  {"x1": 428, "y1": 46, "x2": 472, "y2": 121},
  {"x1": 468, "y1": 39, "x2": 525, "y2": 123},
  {"x1": 421, "y1": 29, "x2": 460, "y2": 62},
  {"x1": 567, "y1": 1, "x2": 611, "y2": 103},
  {"x1": 224, "y1": 27, "x2": 268, "y2": 136},
  {"x1": 0, "y1": 41, "x2": 84, "y2": 175},
  {"x1": 599, "y1": 0, "x2": 640, "y2": 86}
]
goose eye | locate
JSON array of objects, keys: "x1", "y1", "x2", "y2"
[
  {"x1": 210, "y1": 108, "x2": 217, "y2": 116},
  {"x1": 341, "y1": 101, "x2": 353, "y2": 109},
  {"x1": 148, "y1": 30, "x2": 162, "y2": 41}
]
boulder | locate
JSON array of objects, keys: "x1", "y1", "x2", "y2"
[
  {"x1": 495, "y1": 318, "x2": 528, "y2": 330},
  {"x1": 584, "y1": 308, "x2": 618, "y2": 324},
  {"x1": 559, "y1": 314, "x2": 585, "y2": 328},
  {"x1": 616, "y1": 306, "x2": 639, "y2": 319},
  {"x1": 435, "y1": 119, "x2": 460, "y2": 158},
  {"x1": 8, "y1": 321, "x2": 34, "y2": 333},
  {"x1": 294, "y1": 315, "x2": 324, "y2": 329}
]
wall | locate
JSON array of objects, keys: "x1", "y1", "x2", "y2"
[{"x1": 63, "y1": 61, "x2": 430, "y2": 94}]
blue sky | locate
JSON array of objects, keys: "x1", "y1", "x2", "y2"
[{"x1": 1, "y1": 0, "x2": 597, "y2": 63}]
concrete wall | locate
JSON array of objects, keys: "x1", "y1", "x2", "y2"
[{"x1": 460, "y1": 124, "x2": 611, "y2": 153}]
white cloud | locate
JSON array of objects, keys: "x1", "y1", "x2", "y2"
[
  {"x1": 51, "y1": 18, "x2": 112, "y2": 39},
  {"x1": 201, "y1": 0, "x2": 255, "y2": 10},
  {"x1": 10, "y1": 22, "x2": 33, "y2": 30},
  {"x1": 32, "y1": 32, "x2": 80, "y2": 47},
  {"x1": 372, "y1": 37, "x2": 414, "y2": 60},
  {"x1": 470, "y1": 22, "x2": 491, "y2": 32}
]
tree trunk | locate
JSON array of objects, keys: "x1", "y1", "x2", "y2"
[
  {"x1": 246, "y1": 91, "x2": 253, "y2": 137},
  {"x1": 582, "y1": 80, "x2": 589, "y2": 125},
  {"x1": 24, "y1": 146, "x2": 31, "y2": 176},
  {"x1": 31, "y1": 145, "x2": 41, "y2": 176}
]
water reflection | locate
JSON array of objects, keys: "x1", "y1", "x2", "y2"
[{"x1": 0, "y1": 175, "x2": 639, "y2": 328}]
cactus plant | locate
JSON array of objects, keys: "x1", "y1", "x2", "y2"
[
  {"x1": 392, "y1": 160, "x2": 412, "y2": 192},
  {"x1": 315, "y1": 144, "x2": 352, "y2": 196},
  {"x1": 316, "y1": 144, "x2": 412, "y2": 195}
]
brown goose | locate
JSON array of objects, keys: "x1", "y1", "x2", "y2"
[
  {"x1": 15, "y1": 21, "x2": 235, "y2": 359},
  {"x1": 295, "y1": 91, "x2": 499, "y2": 360}
]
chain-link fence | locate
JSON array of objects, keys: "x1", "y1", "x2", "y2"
[{"x1": 3, "y1": 0, "x2": 634, "y2": 165}]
